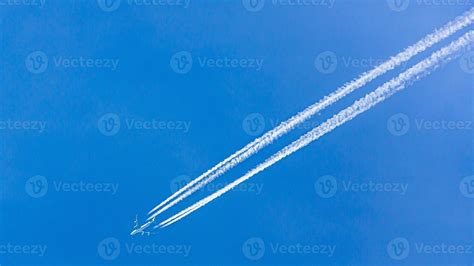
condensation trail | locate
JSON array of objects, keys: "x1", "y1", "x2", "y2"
[
  {"x1": 156, "y1": 31, "x2": 474, "y2": 229},
  {"x1": 143, "y1": 8, "x2": 474, "y2": 226}
]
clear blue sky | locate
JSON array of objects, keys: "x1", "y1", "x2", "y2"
[{"x1": 1, "y1": 1, "x2": 473, "y2": 265}]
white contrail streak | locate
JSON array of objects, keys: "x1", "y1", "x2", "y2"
[
  {"x1": 156, "y1": 31, "x2": 474, "y2": 228},
  {"x1": 142, "y1": 8, "x2": 474, "y2": 226}
]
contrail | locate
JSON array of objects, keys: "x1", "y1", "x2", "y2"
[
  {"x1": 142, "y1": 8, "x2": 474, "y2": 226},
  {"x1": 155, "y1": 31, "x2": 474, "y2": 229}
]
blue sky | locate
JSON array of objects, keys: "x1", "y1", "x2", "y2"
[{"x1": 1, "y1": 1, "x2": 473, "y2": 265}]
